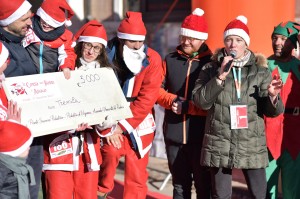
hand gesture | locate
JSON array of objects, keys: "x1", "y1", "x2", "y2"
[
  {"x1": 268, "y1": 75, "x2": 283, "y2": 100},
  {"x1": 62, "y1": 68, "x2": 71, "y2": 80},
  {"x1": 76, "y1": 123, "x2": 92, "y2": 131},
  {"x1": 7, "y1": 100, "x2": 21, "y2": 122},
  {"x1": 172, "y1": 96, "x2": 185, "y2": 115},
  {"x1": 219, "y1": 55, "x2": 234, "y2": 76},
  {"x1": 105, "y1": 124, "x2": 123, "y2": 149}
]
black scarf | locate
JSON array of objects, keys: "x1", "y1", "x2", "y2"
[{"x1": 32, "y1": 15, "x2": 65, "y2": 41}]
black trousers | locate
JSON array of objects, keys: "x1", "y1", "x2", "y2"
[
  {"x1": 165, "y1": 141, "x2": 211, "y2": 199},
  {"x1": 210, "y1": 167, "x2": 267, "y2": 199}
]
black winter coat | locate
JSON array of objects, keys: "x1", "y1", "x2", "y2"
[
  {"x1": 159, "y1": 44, "x2": 212, "y2": 145},
  {"x1": 0, "y1": 27, "x2": 37, "y2": 77},
  {"x1": 0, "y1": 162, "x2": 18, "y2": 199}
]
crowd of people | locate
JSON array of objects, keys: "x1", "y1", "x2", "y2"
[{"x1": 0, "y1": 0, "x2": 299, "y2": 199}]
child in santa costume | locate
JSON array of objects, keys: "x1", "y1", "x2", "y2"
[
  {"x1": 97, "y1": 11, "x2": 163, "y2": 199},
  {"x1": 42, "y1": 20, "x2": 111, "y2": 199},
  {"x1": 265, "y1": 21, "x2": 300, "y2": 199},
  {"x1": 22, "y1": 0, "x2": 76, "y2": 79},
  {"x1": 0, "y1": 121, "x2": 36, "y2": 199}
]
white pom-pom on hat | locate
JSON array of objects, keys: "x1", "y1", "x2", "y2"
[
  {"x1": 236, "y1": 15, "x2": 247, "y2": 25},
  {"x1": 65, "y1": 20, "x2": 72, "y2": 27},
  {"x1": 192, "y1": 8, "x2": 204, "y2": 16}
]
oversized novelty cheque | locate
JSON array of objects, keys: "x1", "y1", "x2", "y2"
[{"x1": 3, "y1": 68, "x2": 133, "y2": 137}]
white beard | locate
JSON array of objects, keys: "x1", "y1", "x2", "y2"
[{"x1": 123, "y1": 44, "x2": 146, "y2": 75}]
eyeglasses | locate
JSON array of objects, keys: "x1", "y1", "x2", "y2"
[
  {"x1": 180, "y1": 36, "x2": 197, "y2": 43},
  {"x1": 83, "y1": 42, "x2": 102, "y2": 53}
]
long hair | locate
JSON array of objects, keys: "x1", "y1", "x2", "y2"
[{"x1": 74, "y1": 42, "x2": 115, "y2": 70}]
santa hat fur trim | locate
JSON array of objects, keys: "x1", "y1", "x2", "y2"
[
  {"x1": 0, "y1": 0, "x2": 32, "y2": 26},
  {"x1": 117, "y1": 11, "x2": 146, "y2": 41},
  {"x1": 74, "y1": 20, "x2": 108, "y2": 47},
  {"x1": 224, "y1": 15, "x2": 250, "y2": 46},
  {"x1": 36, "y1": 0, "x2": 74, "y2": 28},
  {"x1": 0, "y1": 121, "x2": 33, "y2": 157},
  {"x1": 180, "y1": 8, "x2": 208, "y2": 40}
]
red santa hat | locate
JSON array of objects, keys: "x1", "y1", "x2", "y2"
[
  {"x1": 224, "y1": 15, "x2": 250, "y2": 46},
  {"x1": 0, "y1": 42, "x2": 9, "y2": 68},
  {"x1": 117, "y1": 11, "x2": 147, "y2": 41},
  {"x1": 180, "y1": 8, "x2": 208, "y2": 40},
  {"x1": 0, "y1": 0, "x2": 32, "y2": 26},
  {"x1": 0, "y1": 121, "x2": 33, "y2": 157},
  {"x1": 74, "y1": 20, "x2": 108, "y2": 47},
  {"x1": 36, "y1": 0, "x2": 74, "y2": 28}
]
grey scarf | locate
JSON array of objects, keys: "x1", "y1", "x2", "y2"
[
  {"x1": 233, "y1": 50, "x2": 251, "y2": 68},
  {"x1": 0, "y1": 153, "x2": 36, "y2": 199}
]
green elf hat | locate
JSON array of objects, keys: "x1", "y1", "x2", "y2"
[{"x1": 272, "y1": 21, "x2": 300, "y2": 48}]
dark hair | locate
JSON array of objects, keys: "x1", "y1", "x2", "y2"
[{"x1": 74, "y1": 42, "x2": 115, "y2": 69}]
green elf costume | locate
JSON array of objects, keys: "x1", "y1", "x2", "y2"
[{"x1": 265, "y1": 21, "x2": 300, "y2": 199}]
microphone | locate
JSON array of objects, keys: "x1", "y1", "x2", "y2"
[{"x1": 224, "y1": 51, "x2": 236, "y2": 72}]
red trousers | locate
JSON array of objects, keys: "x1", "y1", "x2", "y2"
[
  {"x1": 44, "y1": 155, "x2": 99, "y2": 199},
  {"x1": 98, "y1": 134, "x2": 150, "y2": 199}
]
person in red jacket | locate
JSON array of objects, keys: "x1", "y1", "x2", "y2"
[
  {"x1": 22, "y1": 0, "x2": 76, "y2": 79},
  {"x1": 42, "y1": 20, "x2": 110, "y2": 199},
  {"x1": 265, "y1": 21, "x2": 300, "y2": 199},
  {"x1": 157, "y1": 8, "x2": 211, "y2": 199},
  {"x1": 97, "y1": 11, "x2": 163, "y2": 199}
]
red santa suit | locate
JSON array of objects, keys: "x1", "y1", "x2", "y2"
[
  {"x1": 43, "y1": 130, "x2": 101, "y2": 199},
  {"x1": 98, "y1": 43, "x2": 162, "y2": 198},
  {"x1": 41, "y1": 18, "x2": 108, "y2": 199},
  {"x1": 98, "y1": 12, "x2": 162, "y2": 198}
]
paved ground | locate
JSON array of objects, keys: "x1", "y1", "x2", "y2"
[
  {"x1": 38, "y1": 155, "x2": 279, "y2": 198},
  {"x1": 104, "y1": 156, "x2": 256, "y2": 199}
]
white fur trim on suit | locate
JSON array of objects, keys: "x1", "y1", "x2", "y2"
[
  {"x1": 119, "y1": 119, "x2": 134, "y2": 133},
  {"x1": 132, "y1": 129, "x2": 153, "y2": 158},
  {"x1": 86, "y1": 133, "x2": 100, "y2": 171},
  {"x1": 0, "y1": 1, "x2": 31, "y2": 26},
  {"x1": 43, "y1": 164, "x2": 75, "y2": 171},
  {"x1": 125, "y1": 77, "x2": 135, "y2": 97}
]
